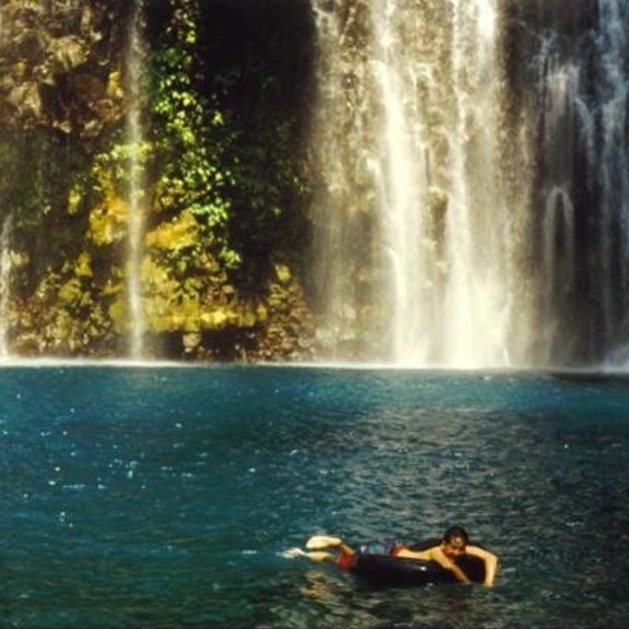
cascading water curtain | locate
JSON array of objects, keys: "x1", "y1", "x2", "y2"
[
  {"x1": 310, "y1": 0, "x2": 628, "y2": 368},
  {"x1": 530, "y1": 0, "x2": 629, "y2": 367},
  {"x1": 310, "y1": 0, "x2": 534, "y2": 367},
  {"x1": 593, "y1": 0, "x2": 629, "y2": 366}
]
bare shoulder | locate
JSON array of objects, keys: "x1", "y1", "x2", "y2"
[
  {"x1": 427, "y1": 545, "x2": 455, "y2": 568},
  {"x1": 466, "y1": 544, "x2": 497, "y2": 559},
  {"x1": 395, "y1": 545, "x2": 431, "y2": 560}
]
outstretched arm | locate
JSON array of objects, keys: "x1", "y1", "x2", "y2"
[
  {"x1": 395, "y1": 547, "x2": 471, "y2": 584},
  {"x1": 466, "y1": 545, "x2": 499, "y2": 586},
  {"x1": 430, "y1": 548, "x2": 471, "y2": 584}
]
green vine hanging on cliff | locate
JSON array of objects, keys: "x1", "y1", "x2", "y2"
[{"x1": 151, "y1": 0, "x2": 240, "y2": 269}]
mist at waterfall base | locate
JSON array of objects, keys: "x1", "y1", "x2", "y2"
[{"x1": 0, "y1": 365, "x2": 627, "y2": 628}]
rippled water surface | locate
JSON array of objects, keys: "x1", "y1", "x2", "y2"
[{"x1": 0, "y1": 364, "x2": 627, "y2": 628}]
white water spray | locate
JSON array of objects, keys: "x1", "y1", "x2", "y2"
[{"x1": 370, "y1": 0, "x2": 430, "y2": 364}]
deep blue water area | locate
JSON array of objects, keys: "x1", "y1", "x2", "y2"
[{"x1": 0, "y1": 364, "x2": 628, "y2": 628}]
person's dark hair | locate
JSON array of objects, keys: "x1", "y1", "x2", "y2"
[{"x1": 443, "y1": 525, "x2": 469, "y2": 545}]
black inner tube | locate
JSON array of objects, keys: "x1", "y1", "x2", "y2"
[{"x1": 349, "y1": 540, "x2": 486, "y2": 587}]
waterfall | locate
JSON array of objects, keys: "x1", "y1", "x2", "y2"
[
  {"x1": 0, "y1": 216, "x2": 12, "y2": 358},
  {"x1": 310, "y1": 0, "x2": 629, "y2": 368},
  {"x1": 531, "y1": 0, "x2": 629, "y2": 365},
  {"x1": 594, "y1": 0, "x2": 629, "y2": 363},
  {"x1": 311, "y1": 0, "x2": 532, "y2": 367},
  {"x1": 536, "y1": 48, "x2": 584, "y2": 364},
  {"x1": 125, "y1": 0, "x2": 147, "y2": 360}
]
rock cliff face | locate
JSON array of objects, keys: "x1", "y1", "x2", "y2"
[
  {"x1": 0, "y1": 1, "x2": 126, "y2": 136},
  {"x1": 0, "y1": 0, "x2": 316, "y2": 362}
]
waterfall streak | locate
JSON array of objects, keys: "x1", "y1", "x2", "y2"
[
  {"x1": 312, "y1": 0, "x2": 519, "y2": 367},
  {"x1": 125, "y1": 0, "x2": 147, "y2": 360},
  {"x1": 0, "y1": 216, "x2": 12, "y2": 358}
]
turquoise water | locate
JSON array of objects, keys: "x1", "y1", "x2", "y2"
[{"x1": 0, "y1": 364, "x2": 627, "y2": 628}]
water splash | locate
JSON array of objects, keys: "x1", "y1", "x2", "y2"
[{"x1": 125, "y1": 0, "x2": 147, "y2": 360}]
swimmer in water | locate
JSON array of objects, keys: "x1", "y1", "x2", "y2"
[{"x1": 284, "y1": 525, "x2": 499, "y2": 586}]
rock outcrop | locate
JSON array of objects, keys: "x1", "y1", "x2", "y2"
[
  {"x1": 0, "y1": 0, "x2": 317, "y2": 362},
  {"x1": 0, "y1": 1, "x2": 126, "y2": 137}
]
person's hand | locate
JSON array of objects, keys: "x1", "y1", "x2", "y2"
[{"x1": 282, "y1": 547, "x2": 307, "y2": 559}]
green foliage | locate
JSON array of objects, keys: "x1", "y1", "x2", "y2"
[
  {"x1": 0, "y1": 131, "x2": 92, "y2": 274},
  {"x1": 151, "y1": 0, "x2": 240, "y2": 269},
  {"x1": 147, "y1": 0, "x2": 315, "y2": 284},
  {"x1": 195, "y1": 0, "x2": 316, "y2": 283}
]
